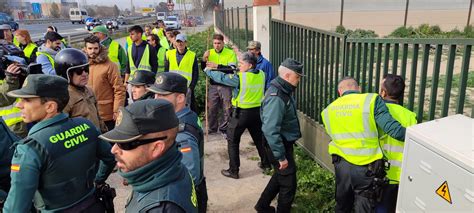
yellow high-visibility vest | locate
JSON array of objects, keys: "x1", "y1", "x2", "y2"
[
  {"x1": 381, "y1": 103, "x2": 417, "y2": 184},
  {"x1": 321, "y1": 93, "x2": 382, "y2": 166},
  {"x1": 23, "y1": 43, "x2": 38, "y2": 60},
  {"x1": 231, "y1": 70, "x2": 265, "y2": 109},
  {"x1": 127, "y1": 44, "x2": 152, "y2": 80},
  {"x1": 208, "y1": 48, "x2": 237, "y2": 66},
  {"x1": 166, "y1": 49, "x2": 196, "y2": 87}
]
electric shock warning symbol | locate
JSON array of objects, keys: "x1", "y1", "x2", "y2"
[{"x1": 435, "y1": 181, "x2": 452, "y2": 204}]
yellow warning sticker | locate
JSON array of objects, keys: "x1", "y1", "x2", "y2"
[{"x1": 435, "y1": 181, "x2": 452, "y2": 204}]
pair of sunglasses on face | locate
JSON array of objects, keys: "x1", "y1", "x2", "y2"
[
  {"x1": 116, "y1": 136, "x2": 168, "y2": 150},
  {"x1": 72, "y1": 66, "x2": 89, "y2": 75}
]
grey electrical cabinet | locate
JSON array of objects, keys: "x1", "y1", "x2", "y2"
[{"x1": 396, "y1": 114, "x2": 473, "y2": 212}]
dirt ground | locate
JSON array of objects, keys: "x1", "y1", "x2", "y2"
[{"x1": 109, "y1": 131, "x2": 272, "y2": 212}]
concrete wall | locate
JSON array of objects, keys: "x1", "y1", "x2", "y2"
[{"x1": 297, "y1": 111, "x2": 334, "y2": 173}]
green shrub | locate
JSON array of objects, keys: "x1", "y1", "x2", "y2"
[
  {"x1": 335, "y1": 25, "x2": 346, "y2": 34},
  {"x1": 293, "y1": 147, "x2": 336, "y2": 212},
  {"x1": 335, "y1": 26, "x2": 378, "y2": 38}
]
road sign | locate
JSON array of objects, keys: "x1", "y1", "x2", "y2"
[
  {"x1": 141, "y1": 8, "x2": 155, "y2": 13},
  {"x1": 32, "y1": 3, "x2": 41, "y2": 15}
]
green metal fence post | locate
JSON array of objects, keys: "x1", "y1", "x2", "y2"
[
  {"x1": 416, "y1": 44, "x2": 431, "y2": 123},
  {"x1": 356, "y1": 42, "x2": 362, "y2": 81},
  {"x1": 441, "y1": 45, "x2": 456, "y2": 117},
  {"x1": 383, "y1": 43, "x2": 391, "y2": 76},
  {"x1": 408, "y1": 43, "x2": 419, "y2": 111},
  {"x1": 374, "y1": 43, "x2": 383, "y2": 92},
  {"x1": 368, "y1": 43, "x2": 375, "y2": 92},
  {"x1": 236, "y1": 7, "x2": 240, "y2": 49},
  {"x1": 392, "y1": 43, "x2": 399, "y2": 74},
  {"x1": 428, "y1": 44, "x2": 443, "y2": 120},
  {"x1": 231, "y1": 7, "x2": 234, "y2": 44},
  {"x1": 361, "y1": 43, "x2": 368, "y2": 92},
  {"x1": 456, "y1": 44, "x2": 472, "y2": 114},
  {"x1": 245, "y1": 5, "x2": 249, "y2": 49}
]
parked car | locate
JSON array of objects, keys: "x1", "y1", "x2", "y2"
[
  {"x1": 183, "y1": 16, "x2": 196, "y2": 27},
  {"x1": 69, "y1": 8, "x2": 89, "y2": 24},
  {"x1": 0, "y1": 12, "x2": 19, "y2": 31},
  {"x1": 116, "y1": 17, "x2": 127, "y2": 25},
  {"x1": 195, "y1": 16, "x2": 204, "y2": 25},
  {"x1": 164, "y1": 16, "x2": 181, "y2": 30}
]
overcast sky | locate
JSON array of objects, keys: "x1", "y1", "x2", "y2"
[{"x1": 29, "y1": 0, "x2": 173, "y2": 10}]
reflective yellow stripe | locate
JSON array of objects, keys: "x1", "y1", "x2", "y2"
[
  {"x1": 0, "y1": 99, "x2": 22, "y2": 126},
  {"x1": 328, "y1": 141, "x2": 382, "y2": 156}
]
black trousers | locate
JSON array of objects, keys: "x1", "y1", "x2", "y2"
[
  {"x1": 226, "y1": 107, "x2": 269, "y2": 172},
  {"x1": 375, "y1": 184, "x2": 398, "y2": 213},
  {"x1": 103, "y1": 120, "x2": 115, "y2": 132},
  {"x1": 333, "y1": 155, "x2": 376, "y2": 213},
  {"x1": 196, "y1": 178, "x2": 208, "y2": 213},
  {"x1": 255, "y1": 143, "x2": 297, "y2": 213}
]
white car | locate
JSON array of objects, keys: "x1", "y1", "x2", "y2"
[
  {"x1": 164, "y1": 16, "x2": 181, "y2": 30},
  {"x1": 156, "y1": 12, "x2": 166, "y2": 21}
]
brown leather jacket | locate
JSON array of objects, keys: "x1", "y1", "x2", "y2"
[
  {"x1": 85, "y1": 46, "x2": 126, "y2": 122},
  {"x1": 63, "y1": 85, "x2": 107, "y2": 132}
]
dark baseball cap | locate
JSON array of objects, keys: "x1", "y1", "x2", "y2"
[
  {"x1": 128, "y1": 70, "x2": 156, "y2": 86},
  {"x1": 7, "y1": 74, "x2": 69, "y2": 99},
  {"x1": 147, "y1": 72, "x2": 187, "y2": 95},
  {"x1": 281, "y1": 58, "x2": 304, "y2": 76},
  {"x1": 99, "y1": 99, "x2": 178, "y2": 143}
]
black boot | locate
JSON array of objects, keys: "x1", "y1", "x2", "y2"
[{"x1": 221, "y1": 168, "x2": 239, "y2": 179}]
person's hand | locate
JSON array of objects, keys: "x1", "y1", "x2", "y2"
[
  {"x1": 206, "y1": 61, "x2": 218, "y2": 69},
  {"x1": 203, "y1": 50, "x2": 210, "y2": 61},
  {"x1": 6, "y1": 63, "x2": 21, "y2": 75},
  {"x1": 279, "y1": 159, "x2": 288, "y2": 170}
]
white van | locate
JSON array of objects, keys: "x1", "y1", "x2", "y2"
[
  {"x1": 157, "y1": 12, "x2": 166, "y2": 21},
  {"x1": 69, "y1": 8, "x2": 89, "y2": 24}
]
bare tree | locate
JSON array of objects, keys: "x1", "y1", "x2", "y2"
[
  {"x1": 51, "y1": 3, "x2": 61, "y2": 18},
  {"x1": 113, "y1": 5, "x2": 120, "y2": 17}
]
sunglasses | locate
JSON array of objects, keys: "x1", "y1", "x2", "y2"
[
  {"x1": 116, "y1": 136, "x2": 168, "y2": 150},
  {"x1": 73, "y1": 66, "x2": 89, "y2": 75}
]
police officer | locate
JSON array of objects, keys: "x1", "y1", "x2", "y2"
[
  {"x1": 129, "y1": 70, "x2": 156, "y2": 101},
  {"x1": 164, "y1": 34, "x2": 199, "y2": 113},
  {"x1": 0, "y1": 117, "x2": 20, "y2": 209},
  {"x1": 3, "y1": 74, "x2": 116, "y2": 212},
  {"x1": 204, "y1": 52, "x2": 269, "y2": 179},
  {"x1": 255, "y1": 58, "x2": 303, "y2": 213},
  {"x1": 148, "y1": 72, "x2": 207, "y2": 213},
  {"x1": 202, "y1": 33, "x2": 237, "y2": 135},
  {"x1": 321, "y1": 76, "x2": 406, "y2": 212},
  {"x1": 99, "y1": 99, "x2": 197, "y2": 212},
  {"x1": 375, "y1": 74, "x2": 417, "y2": 213},
  {"x1": 56, "y1": 48, "x2": 107, "y2": 132}
]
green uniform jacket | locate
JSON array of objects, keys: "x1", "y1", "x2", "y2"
[
  {"x1": 101, "y1": 37, "x2": 128, "y2": 74},
  {"x1": 3, "y1": 113, "x2": 116, "y2": 212},
  {"x1": 261, "y1": 77, "x2": 301, "y2": 161},
  {"x1": 0, "y1": 75, "x2": 27, "y2": 138},
  {"x1": 0, "y1": 118, "x2": 20, "y2": 201}
]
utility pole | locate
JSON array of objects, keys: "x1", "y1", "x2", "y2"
[
  {"x1": 404, "y1": 0, "x2": 410, "y2": 27},
  {"x1": 468, "y1": 0, "x2": 473, "y2": 27},
  {"x1": 340, "y1": 0, "x2": 344, "y2": 26}
]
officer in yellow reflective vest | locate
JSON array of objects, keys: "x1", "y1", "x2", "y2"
[
  {"x1": 147, "y1": 34, "x2": 167, "y2": 72},
  {"x1": 92, "y1": 25, "x2": 128, "y2": 76},
  {"x1": 375, "y1": 74, "x2": 417, "y2": 213},
  {"x1": 202, "y1": 33, "x2": 237, "y2": 135},
  {"x1": 125, "y1": 25, "x2": 158, "y2": 104},
  {"x1": 204, "y1": 52, "x2": 268, "y2": 179},
  {"x1": 14, "y1": 29, "x2": 38, "y2": 64},
  {"x1": 165, "y1": 34, "x2": 199, "y2": 113},
  {"x1": 0, "y1": 64, "x2": 28, "y2": 138},
  {"x1": 321, "y1": 77, "x2": 407, "y2": 213}
]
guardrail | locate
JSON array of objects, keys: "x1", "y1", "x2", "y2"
[
  {"x1": 17, "y1": 16, "x2": 152, "y2": 25},
  {"x1": 65, "y1": 17, "x2": 157, "y2": 46}
]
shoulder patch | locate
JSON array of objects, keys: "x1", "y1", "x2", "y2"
[
  {"x1": 270, "y1": 92, "x2": 278, "y2": 96},
  {"x1": 180, "y1": 147, "x2": 192, "y2": 153}
]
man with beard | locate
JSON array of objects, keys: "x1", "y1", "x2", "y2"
[
  {"x1": 36, "y1": 32, "x2": 63, "y2": 75},
  {"x1": 56, "y1": 48, "x2": 107, "y2": 132},
  {"x1": 92, "y1": 26, "x2": 128, "y2": 76},
  {"x1": 100, "y1": 99, "x2": 197, "y2": 212},
  {"x1": 83, "y1": 35, "x2": 126, "y2": 131}
]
